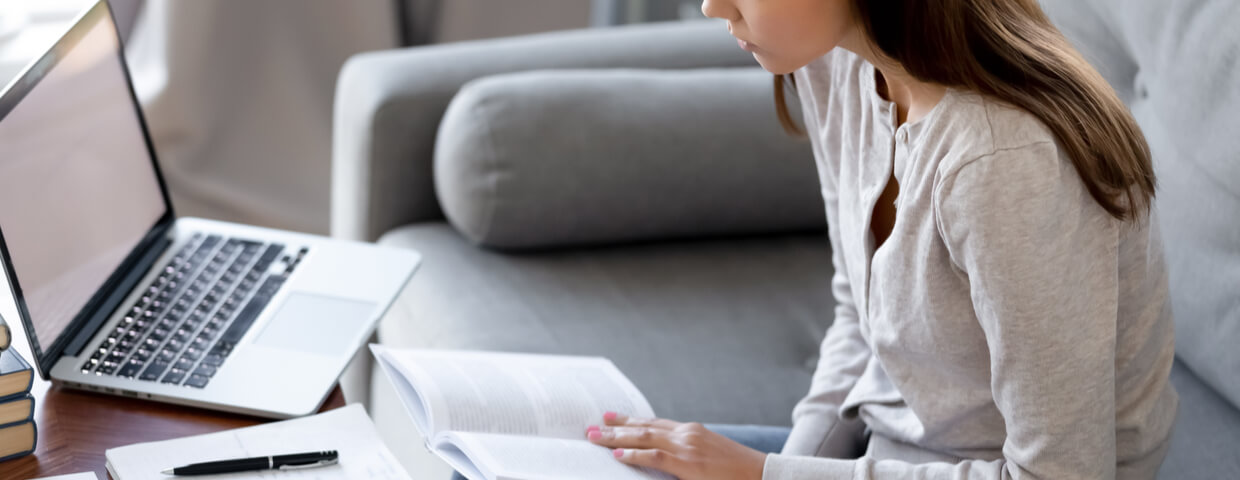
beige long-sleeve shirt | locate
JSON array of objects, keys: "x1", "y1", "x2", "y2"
[{"x1": 764, "y1": 50, "x2": 1179, "y2": 479}]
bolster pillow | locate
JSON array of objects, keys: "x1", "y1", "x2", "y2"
[{"x1": 434, "y1": 67, "x2": 823, "y2": 250}]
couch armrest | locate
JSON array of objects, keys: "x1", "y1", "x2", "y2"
[{"x1": 332, "y1": 20, "x2": 755, "y2": 242}]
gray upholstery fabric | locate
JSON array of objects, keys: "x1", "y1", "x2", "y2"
[
  {"x1": 435, "y1": 68, "x2": 821, "y2": 250},
  {"x1": 1041, "y1": 0, "x2": 1240, "y2": 410},
  {"x1": 373, "y1": 222, "x2": 835, "y2": 426},
  {"x1": 332, "y1": 19, "x2": 755, "y2": 243},
  {"x1": 1160, "y1": 363, "x2": 1240, "y2": 478}
]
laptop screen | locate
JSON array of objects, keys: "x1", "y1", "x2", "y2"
[{"x1": 0, "y1": 4, "x2": 168, "y2": 361}]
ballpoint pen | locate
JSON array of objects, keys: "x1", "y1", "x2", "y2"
[{"x1": 160, "y1": 450, "x2": 338, "y2": 476}]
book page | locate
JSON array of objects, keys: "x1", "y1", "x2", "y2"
[
  {"x1": 372, "y1": 345, "x2": 440, "y2": 437},
  {"x1": 437, "y1": 431, "x2": 674, "y2": 480},
  {"x1": 372, "y1": 346, "x2": 654, "y2": 440}
]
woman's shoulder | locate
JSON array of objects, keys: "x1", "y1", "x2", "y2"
[
  {"x1": 933, "y1": 91, "x2": 1064, "y2": 178},
  {"x1": 927, "y1": 92, "x2": 1105, "y2": 226}
]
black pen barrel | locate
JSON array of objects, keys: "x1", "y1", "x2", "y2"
[{"x1": 175, "y1": 456, "x2": 271, "y2": 475}]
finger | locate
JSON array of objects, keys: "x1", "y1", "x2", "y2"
[
  {"x1": 587, "y1": 426, "x2": 678, "y2": 450},
  {"x1": 603, "y1": 412, "x2": 680, "y2": 430},
  {"x1": 613, "y1": 448, "x2": 684, "y2": 475}
]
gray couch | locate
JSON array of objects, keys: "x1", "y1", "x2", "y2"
[{"x1": 332, "y1": 1, "x2": 1240, "y2": 477}]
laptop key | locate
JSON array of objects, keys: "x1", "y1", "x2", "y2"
[
  {"x1": 148, "y1": 329, "x2": 168, "y2": 342},
  {"x1": 161, "y1": 368, "x2": 187, "y2": 384},
  {"x1": 201, "y1": 353, "x2": 226, "y2": 367},
  {"x1": 105, "y1": 350, "x2": 127, "y2": 363},
  {"x1": 192, "y1": 365, "x2": 218, "y2": 378},
  {"x1": 185, "y1": 374, "x2": 211, "y2": 389},
  {"x1": 183, "y1": 347, "x2": 203, "y2": 361},
  {"x1": 210, "y1": 343, "x2": 233, "y2": 357},
  {"x1": 140, "y1": 360, "x2": 170, "y2": 381},
  {"x1": 132, "y1": 348, "x2": 153, "y2": 363},
  {"x1": 118, "y1": 359, "x2": 144, "y2": 378},
  {"x1": 174, "y1": 357, "x2": 195, "y2": 371},
  {"x1": 97, "y1": 361, "x2": 119, "y2": 375},
  {"x1": 171, "y1": 328, "x2": 193, "y2": 344}
]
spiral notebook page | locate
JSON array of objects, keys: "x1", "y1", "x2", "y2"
[{"x1": 105, "y1": 404, "x2": 412, "y2": 480}]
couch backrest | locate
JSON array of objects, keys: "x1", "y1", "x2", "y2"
[{"x1": 1041, "y1": 0, "x2": 1240, "y2": 408}]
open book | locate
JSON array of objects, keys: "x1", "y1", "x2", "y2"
[{"x1": 371, "y1": 345, "x2": 674, "y2": 480}]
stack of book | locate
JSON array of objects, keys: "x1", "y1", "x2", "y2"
[{"x1": 1, "y1": 312, "x2": 37, "y2": 462}]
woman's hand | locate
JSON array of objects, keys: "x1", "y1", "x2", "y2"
[{"x1": 586, "y1": 412, "x2": 766, "y2": 480}]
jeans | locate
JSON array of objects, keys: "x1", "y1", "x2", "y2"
[{"x1": 448, "y1": 424, "x2": 792, "y2": 480}]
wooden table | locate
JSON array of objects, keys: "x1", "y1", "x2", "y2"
[{"x1": 2, "y1": 377, "x2": 345, "y2": 479}]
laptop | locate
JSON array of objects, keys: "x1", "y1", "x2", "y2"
[{"x1": 0, "y1": 1, "x2": 420, "y2": 418}]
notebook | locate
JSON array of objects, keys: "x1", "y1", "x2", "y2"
[
  {"x1": 105, "y1": 404, "x2": 412, "y2": 480},
  {"x1": 32, "y1": 473, "x2": 101, "y2": 480}
]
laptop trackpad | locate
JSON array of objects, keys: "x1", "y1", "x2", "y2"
[{"x1": 252, "y1": 292, "x2": 377, "y2": 357}]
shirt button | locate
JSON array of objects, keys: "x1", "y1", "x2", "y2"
[{"x1": 896, "y1": 129, "x2": 908, "y2": 143}]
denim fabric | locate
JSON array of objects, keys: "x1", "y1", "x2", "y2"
[
  {"x1": 703, "y1": 424, "x2": 793, "y2": 454},
  {"x1": 448, "y1": 424, "x2": 791, "y2": 479}
]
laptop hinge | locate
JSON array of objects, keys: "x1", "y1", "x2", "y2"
[{"x1": 62, "y1": 235, "x2": 173, "y2": 357}]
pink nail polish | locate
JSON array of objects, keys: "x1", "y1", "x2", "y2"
[
  {"x1": 613, "y1": 448, "x2": 624, "y2": 459},
  {"x1": 587, "y1": 425, "x2": 600, "y2": 432},
  {"x1": 603, "y1": 411, "x2": 618, "y2": 421},
  {"x1": 588, "y1": 430, "x2": 602, "y2": 441}
]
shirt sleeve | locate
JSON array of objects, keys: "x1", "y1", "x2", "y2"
[
  {"x1": 781, "y1": 61, "x2": 873, "y2": 459},
  {"x1": 767, "y1": 141, "x2": 1122, "y2": 479}
]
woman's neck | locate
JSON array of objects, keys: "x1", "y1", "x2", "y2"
[{"x1": 839, "y1": 37, "x2": 947, "y2": 126}]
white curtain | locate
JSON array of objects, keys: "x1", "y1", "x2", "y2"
[{"x1": 126, "y1": 0, "x2": 400, "y2": 234}]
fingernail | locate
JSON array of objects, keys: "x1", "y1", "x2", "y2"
[
  {"x1": 587, "y1": 424, "x2": 600, "y2": 431},
  {"x1": 613, "y1": 448, "x2": 624, "y2": 459},
  {"x1": 603, "y1": 411, "x2": 617, "y2": 421},
  {"x1": 588, "y1": 430, "x2": 602, "y2": 441}
]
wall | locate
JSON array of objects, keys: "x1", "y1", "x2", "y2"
[{"x1": 436, "y1": 0, "x2": 592, "y2": 42}]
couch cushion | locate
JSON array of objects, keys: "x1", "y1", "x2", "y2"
[
  {"x1": 374, "y1": 222, "x2": 835, "y2": 426},
  {"x1": 1042, "y1": 0, "x2": 1240, "y2": 409},
  {"x1": 434, "y1": 68, "x2": 823, "y2": 250},
  {"x1": 1160, "y1": 362, "x2": 1240, "y2": 478}
]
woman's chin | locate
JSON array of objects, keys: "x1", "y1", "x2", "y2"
[{"x1": 752, "y1": 54, "x2": 801, "y2": 75}]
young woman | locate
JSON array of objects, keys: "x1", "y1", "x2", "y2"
[{"x1": 584, "y1": 0, "x2": 1178, "y2": 479}]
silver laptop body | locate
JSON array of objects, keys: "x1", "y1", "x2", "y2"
[{"x1": 0, "y1": 1, "x2": 419, "y2": 418}]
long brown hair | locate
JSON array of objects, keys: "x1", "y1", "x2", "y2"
[{"x1": 775, "y1": 0, "x2": 1154, "y2": 221}]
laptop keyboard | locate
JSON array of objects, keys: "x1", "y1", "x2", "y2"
[{"x1": 80, "y1": 233, "x2": 308, "y2": 388}]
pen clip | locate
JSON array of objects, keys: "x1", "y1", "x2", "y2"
[{"x1": 278, "y1": 458, "x2": 339, "y2": 471}]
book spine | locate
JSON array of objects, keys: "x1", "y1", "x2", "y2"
[
  {"x1": 0, "y1": 349, "x2": 34, "y2": 402},
  {"x1": 0, "y1": 387, "x2": 32, "y2": 405},
  {"x1": 0, "y1": 420, "x2": 36, "y2": 462},
  {"x1": 0, "y1": 371, "x2": 34, "y2": 403},
  {"x1": 0, "y1": 393, "x2": 35, "y2": 429}
]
